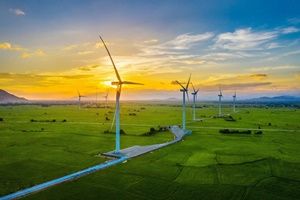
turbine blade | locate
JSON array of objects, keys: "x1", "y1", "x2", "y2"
[
  {"x1": 77, "y1": 89, "x2": 80, "y2": 96},
  {"x1": 110, "y1": 110, "x2": 116, "y2": 131},
  {"x1": 219, "y1": 85, "x2": 223, "y2": 96},
  {"x1": 176, "y1": 81, "x2": 186, "y2": 90},
  {"x1": 191, "y1": 82, "x2": 196, "y2": 93},
  {"x1": 186, "y1": 73, "x2": 191, "y2": 90},
  {"x1": 186, "y1": 90, "x2": 190, "y2": 101},
  {"x1": 99, "y1": 36, "x2": 122, "y2": 83},
  {"x1": 122, "y1": 81, "x2": 144, "y2": 85}
]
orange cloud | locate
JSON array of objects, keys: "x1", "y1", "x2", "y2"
[
  {"x1": 144, "y1": 39, "x2": 158, "y2": 43},
  {"x1": 22, "y1": 50, "x2": 44, "y2": 58},
  {"x1": 0, "y1": 43, "x2": 23, "y2": 51},
  {"x1": 250, "y1": 74, "x2": 267, "y2": 80},
  {"x1": 237, "y1": 74, "x2": 267, "y2": 80},
  {"x1": 77, "y1": 51, "x2": 94, "y2": 55}
]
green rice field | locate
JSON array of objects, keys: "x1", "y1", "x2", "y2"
[{"x1": 0, "y1": 102, "x2": 299, "y2": 199}]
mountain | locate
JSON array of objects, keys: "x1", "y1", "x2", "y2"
[
  {"x1": 245, "y1": 95, "x2": 300, "y2": 102},
  {"x1": 0, "y1": 89, "x2": 28, "y2": 103}
]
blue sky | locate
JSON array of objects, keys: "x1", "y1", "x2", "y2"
[{"x1": 0, "y1": 0, "x2": 300, "y2": 100}]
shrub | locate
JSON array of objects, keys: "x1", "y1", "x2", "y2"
[
  {"x1": 224, "y1": 116, "x2": 236, "y2": 122},
  {"x1": 120, "y1": 129, "x2": 126, "y2": 135}
]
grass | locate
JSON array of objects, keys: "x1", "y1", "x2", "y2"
[{"x1": 0, "y1": 102, "x2": 300, "y2": 199}]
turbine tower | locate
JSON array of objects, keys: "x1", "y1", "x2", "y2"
[
  {"x1": 191, "y1": 83, "x2": 199, "y2": 121},
  {"x1": 176, "y1": 74, "x2": 191, "y2": 131},
  {"x1": 99, "y1": 36, "x2": 143, "y2": 154},
  {"x1": 218, "y1": 85, "x2": 223, "y2": 116},
  {"x1": 77, "y1": 89, "x2": 86, "y2": 110},
  {"x1": 233, "y1": 90, "x2": 237, "y2": 112}
]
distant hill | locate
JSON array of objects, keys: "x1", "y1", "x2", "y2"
[
  {"x1": 0, "y1": 89, "x2": 28, "y2": 103},
  {"x1": 245, "y1": 95, "x2": 300, "y2": 102}
]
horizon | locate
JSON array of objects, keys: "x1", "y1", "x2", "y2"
[{"x1": 1, "y1": 0, "x2": 300, "y2": 100}]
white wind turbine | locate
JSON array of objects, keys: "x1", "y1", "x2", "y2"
[
  {"x1": 191, "y1": 83, "x2": 199, "y2": 121},
  {"x1": 77, "y1": 89, "x2": 86, "y2": 110},
  {"x1": 218, "y1": 85, "x2": 223, "y2": 116},
  {"x1": 233, "y1": 90, "x2": 237, "y2": 112},
  {"x1": 99, "y1": 36, "x2": 143, "y2": 154},
  {"x1": 176, "y1": 74, "x2": 191, "y2": 131}
]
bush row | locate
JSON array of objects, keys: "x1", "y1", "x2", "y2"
[
  {"x1": 30, "y1": 119, "x2": 67, "y2": 122},
  {"x1": 220, "y1": 129, "x2": 263, "y2": 134}
]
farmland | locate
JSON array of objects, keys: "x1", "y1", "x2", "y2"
[{"x1": 0, "y1": 102, "x2": 300, "y2": 199}]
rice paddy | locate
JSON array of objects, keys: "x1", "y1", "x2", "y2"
[{"x1": 0, "y1": 102, "x2": 299, "y2": 199}]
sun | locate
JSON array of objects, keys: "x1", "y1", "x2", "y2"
[{"x1": 101, "y1": 81, "x2": 117, "y2": 88}]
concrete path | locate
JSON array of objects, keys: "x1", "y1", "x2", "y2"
[
  {"x1": 0, "y1": 126, "x2": 188, "y2": 200},
  {"x1": 102, "y1": 125, "x2": 188, "y2": 158}
]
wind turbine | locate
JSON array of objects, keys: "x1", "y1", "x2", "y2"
[
  {"x1": 233, "y1": 90, "x2": 237, "y2": 112},
  {"x1": 77, "y1": 89, "x2": 86, "y2": 110},
  {"x1": 218, "y1": 85, "x2": 223, "y2": 116},
  {"x1": 176, "y1": 74, "x2": 191, "y2": 131},
  {"x1": 99, "y1": 36, "x2": 143, "y2": 154},
  {"x1": 104, "y1": 91, "x2": 109, "y2": 108},
  {"x1": 191, "y1": 83, "x2": 199, "y2": 121}
]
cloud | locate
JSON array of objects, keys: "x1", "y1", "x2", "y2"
[
  {"x1": 95, "y1": 42, "x2": 114, "y2": 48},
  {"x1": 61, "y1": 75, "x2": 93, "y2": 79},
  {"x1": 139, "y1": 32, "x2": 213, "y2": 56},
  {"x1": 214, "y1": 28, "x2": 278, "y2": 50},
  {"x1": 237, "y1": 74, "x2": 267, "y2": 80},
  {"x1": 281, "y1": 26, "x2": 300, "y2": 34},
  {"x1": 0, "y1": 43, "x2": 11, "y2": 49},
  {"x1": 22, "y1": 50, "x2": 44, "y2": 58},
  {"x1": 91, "y1": 65, "x2": 99, "y2": 69},
  {"x1": 77, "y1": 67, "x2": 91, "y2": 71},
  {"x1": 63, "y1": 45, "x2": 77, "y2": 50},
  {"x1": 288, "y1": 18, "x2": 300, "y2": 25},
  {"x1": 144, "y1": 39, "x2": 158, "y2": 43},
  {"x1": 10, "y1": 9, "x2": 25, "y2": 15},
  {"x1": 77, "y1": 51, "x2": 94, "y2": 55},
  {"x1": 295, "y1": 72, "x2": 300, "y2": 79},
  {"x1": 249, "y1": 65, "x2": 297, "y2": 72},
  {"x1": 161, "y1": 32, "x2": 214, "y2": 50},
  {"x1": 0, "y1": 43, "x2": 24, "y2": 51},
  {"x1": 35, "y1": 50, "x2": 44, "y2": 55},
  {"x1": 198, "y1": 82, "x2": 273, "y2": 92},
  {"x1": 250, "y1": 74, "x2": 267, "y2": 80},
  {"x1": 22, "y1": 52, "x2": 30, "y2": 58}
]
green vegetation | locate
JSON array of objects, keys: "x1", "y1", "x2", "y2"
[{"x1": 0, "y1": 102, "x2": 300, "y2": 199}]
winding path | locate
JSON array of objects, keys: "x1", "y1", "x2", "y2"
[{"x1": 0, "y1": 126, "x2": 188, "y2": 200}]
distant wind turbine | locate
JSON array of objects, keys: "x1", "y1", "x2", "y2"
[
  {"x1": 104, "y1": 90, "x2": 109, "y2": 108},
  {"x1": 176, "y1": 74, "x2": 191, "y2": 131},
  {"x1": 191, "y1": 83, "x2": 199, "y2": 121},
  {"x1": 218, "y1": 85, "x2": 223, "y2": 116},
  {"x1": 77, "y1": 89, "x2": 86, "y2": 110},
  {"x1": 99, "y1": 36, "x2": 143, "y2": 154},
  {"x1": 233, "y1": 90, "x2": 237, "y2": 112}
]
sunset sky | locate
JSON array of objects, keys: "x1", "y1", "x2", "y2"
[{"x1": 1, "y1": 0, "x2": 300, "y2": 101}]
